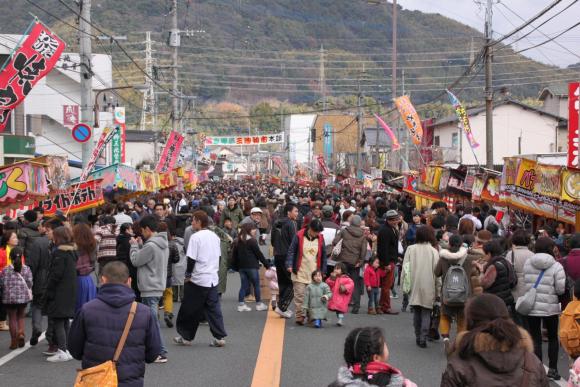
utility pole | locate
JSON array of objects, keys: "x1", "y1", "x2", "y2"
[
  {"x1": 140, "y1": 31, "x2": 156, "y2": 131},
  {"x1": 391, "y1": 0, "x2": 399, "y2": 172},
  {"x1": 319, "y1": 45, "x2": 326, "y2": 111},
  {"x1": 79, "y1": 0, "x2": 93, "y2": 168},
  {"x1": 170, "y1": 0, "x2": 180, "y2": 133},
  {"x1": 485, "y1": 0, "x2": 494, "y2": 169},
  {"x1": 356, "y1": 82, "x2": 363, "y2": 176}
]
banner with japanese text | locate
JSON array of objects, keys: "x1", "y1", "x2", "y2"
[
  {"x1": 533, "y1": 164, "x2": 561, "y2": 199},
  {"x1": 205, "y1": 133, "x2": 284, "y2": 146},
  {"x1": 79, "y1": 128, "x2": 116, "y2": 182},
  {"x1": 394, "y1": 96, "x2": 423, "y2": 145},
  {"x1": 156, "y1": 131, "x2": 184, "y2": 173},
  {"x1": 40, "y1": 180, "x2": 103, "y2": 216},
  {"x1": 62, "y1": 105, "x2": 78, "y2": 127},
  {"x1": 316, "y1": 155, "x2": 330, "y2": 177},
  {"x1": 446, "y1": 89, "x2": 479, "y2": 149},
  {"x1": 568, "y1": 82, "x2": 579, "y2": 169},
  {"x1": 0, "y1": 163, "x2": 49, "y2": 205},
  {"x1": 112, "y1": 107, "x2": 126, "y2": 164},
  {"x1": 0, "y1": 22, "x2": 65, "y2": 131}
]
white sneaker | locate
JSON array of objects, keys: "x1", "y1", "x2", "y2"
[
  {"x1": 65, "y1": 350, "x2": 74, "y2": 360},
  {"x1": 443, "y1": 337, "x2": 450, "y2": 355},
  {"x1": 337, "y1": 318, "x2": 344, "y2": 327},
  {"x1": 274, "y1": 306, "x2": 292, "y2": 319},
  {"x1": 46, "y1": 349, "x2": 72, "y2": 363},
  {"x1": 210, "y1": 338, "x2": 226, "y2": 347},
  {"x1": 255, "y1": 302, "x2": 268, "y2": 311},
  {"x1": 237, "y1": 303, "x2": 252, "y2": 312},
  {"x1": 173, "y1": 336, "x2": 192, "y2": 346}
]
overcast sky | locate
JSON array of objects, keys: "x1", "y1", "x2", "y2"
[{"x1": 398, "y1": 0, "x2": 580, "y2": 67}]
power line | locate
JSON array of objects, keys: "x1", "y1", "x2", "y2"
[{"x1": 512, "y1": 19, "x2": 580, "y2": 55}]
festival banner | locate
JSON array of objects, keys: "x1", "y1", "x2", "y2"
[
  {"x1": 205, "y1": 133, "x2": 284, "y2": 146},
  {"x1": 0, "y1": 22, "x2": 66, "y2": 131},
  {"x1": 533, "y1": 164, "x2": 562, "y2": 199},
  {"x1": 0, "y1": 163, "x2": 49, "y2": 205},
  {"x1": 394, "y1": 96, "x2": 423, "y2": 145},
  {"x1": 500, "y1": 157, "x2": 520, "y2": 199},
  {"x1": 373, "y1": 113, "x2": 400, "y2": 151},
  {"x1": 156, "y1": 131, "x2": 184, "y2": 173},
  {"x1": 481, "y1": 176, "x2": 501, "y2": 203},
  {"x1": 515, "y1": 158, "x2": 537, "y2": 194},
  {"x1": 446, "y1": 89, "x2": 479, "y2": 149},
  {"x1": 62, "y1": 105, "x2": 78, "y2": 127},
  {"x1": 40, "y1": 180, "x2": 103, "y2": 216},
  {"x1": 561, "y1": 169, "x2": 580, "y2": 203},
  {"x1": 568, "y1": 82, "x2": 579, "y2": 169},
  {"x1": 471, "y1": 176, "x2": 485, "y2": 201},
  {"x1": 317, "y1": 155, "x2": 330, "y2": 177},
  {"x1": 272, "y1": 156, "x2": 289, "y2": 177},
  {"x1": 79, "y1": 128, "x2": 116, "y2": 183},
  {"x1": 112, "y1": 107, "x2": 126, "y2": 164}
]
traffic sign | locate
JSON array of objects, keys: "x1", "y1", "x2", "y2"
[{"x1": 71, "y1": 123, "x2": 92, "y2": 143}]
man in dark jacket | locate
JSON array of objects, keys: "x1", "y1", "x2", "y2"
[
  {"x1": 27, "y1": 220, "x2": 51, "y2": 346},
  {"x1": 377, "y1": 210, "x2": 400, "y2": 315},
  {"x1": 18, "y1": 210, "x2": 41, "y2": 263},
  {"x1": 271, "y1": 203, "x2": 299, "y2": 319},
  {"x1": 69, "y1": 261, "x2": 162, "y2": 387}
]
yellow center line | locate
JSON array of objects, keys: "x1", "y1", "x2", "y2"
[{"x1": 251, "y1": 310, "x2": 286, "y2": 387}]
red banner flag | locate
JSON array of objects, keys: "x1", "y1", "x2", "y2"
[
  {"x1": 79, "y1": 128, "x2": 116, "y2": 182},
  {"x1": 373, "y1": 113, "x2": 400, "y2": 151},
  {"x1": 569, "y1": 82, "x2": 579, "y2": 169},
  {"x1": 272, "y1": 156, "x2": 289, "y2": 177},
  {"x1": 156, "y1": 131, "x2": 184, "y2": 173},
  {"x1": 0, "y1": 22, "x2": 65, "y2": 131},
  {"x1": 317, "y1": 155, "x2": 330, "y2": 177}
]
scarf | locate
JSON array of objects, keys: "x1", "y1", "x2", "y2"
[{"x1": 350, "y1": 361, "x2": 401, "y2": 382}]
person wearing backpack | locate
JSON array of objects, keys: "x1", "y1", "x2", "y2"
[
  {"x1": 434, "y1": 235, "x2": 472, "y2": 354},
  {"x1": 560, "y1": 278, "x2": 580, "y2": 361},
  {"x1": 521, "y1": 237, "x2": 566, "y2": 381}
]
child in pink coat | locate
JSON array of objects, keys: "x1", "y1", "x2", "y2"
[
  {"x1": 326, "y1": 262, "x2": 354, "y2": 326},
  {"x1": 264, "y1": 267, "x2": 279, "y2": 310}
]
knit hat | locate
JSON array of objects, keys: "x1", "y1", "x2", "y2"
[
  {"x1": 351, "y1": 215, "x2": 362, "y2": 226},
  {"x1": 475, "y1": 230, "x2": 493, "y2": 244},
  {"x1": 385, "y1": 210, "x2": 399, "y2": 220}
]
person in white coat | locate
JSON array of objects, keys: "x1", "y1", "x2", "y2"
[
  {"x1": 522, "y1": 237, "x2": 566, "y2": 381},
  {"x1": 401, "y1": 225, "x2": 439, "y2": 349}
]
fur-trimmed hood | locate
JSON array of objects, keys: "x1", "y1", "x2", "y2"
[
  {"x1": 439, "y1": 246, "x2": 468, "y2": 263},
  {"x1": 57, "y1": 243, "x2": 77, "y2": 252},
  {"x1": 451, "y1": 327, "x2": 534, "y2": 373}
]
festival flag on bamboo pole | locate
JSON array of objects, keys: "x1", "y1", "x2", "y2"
[
  {"x1": 446, "y1": 89, "x2": 479, "y2": 149},
  {"x1": 373, "y1": 113, "x2": 401, "y2": 151},
  {"x1": 394, "y1": 95, "x2": 423, "y2": 145}
]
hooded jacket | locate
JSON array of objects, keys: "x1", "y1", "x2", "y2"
[
  {"x1": 130, "y1": 232, "x2": 169, "y2": 298},
  {"x1": 221, "y1": 205, "x2": 244, "y2": 228},
  {"x1": 69, "y1": 283, "x2": 162, "y2": 387},
  {"x1": 18, "y1": 221, "x2": 41, "y2": 264},
  {"x1": 506, "y1": 246, "x2": 534, "y2": 300},
  {"x1": 522, "y1": 252, "x2": 566, "y2": 317},
  {"x1": 333, "y1": 225, "x2": 367, "y2": 266},
  {"x1": 441, "y1": 327, "x2": 549, "y2": 387}
]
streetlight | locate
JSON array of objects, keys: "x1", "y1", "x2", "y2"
[{"x1": 93, "y1": 84, "x2": 148, "y2": 127}]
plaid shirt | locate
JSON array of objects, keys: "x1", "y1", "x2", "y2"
[
  {"x1": 0, "y1": 265, "x2": 33, "y2": 305},
  {"x1": 95, "y1": 225, "x2": 117, "y2": 263}
]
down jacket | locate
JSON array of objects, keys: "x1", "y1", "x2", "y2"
[
  {"x1": 506, "y1": 246, "x2": 534, "y2": 300},
  {"x1": 521, "y1": 253, "x2": 566, "y2": 317}
]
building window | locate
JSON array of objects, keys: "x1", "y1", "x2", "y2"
[
  {"x1": 452, "y1": 133, "x2": 459, "y2": 148},
  {"x1": 434, "y1": 135, "x2": 440, "y2": 146}
]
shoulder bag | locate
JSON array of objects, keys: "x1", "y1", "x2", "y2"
[
  {"x1": 74, "y1": 301, "x2": 138, "y2": 387},
  {"x1": 515, "y1": 270, "x2": 545, "y2": 316}
]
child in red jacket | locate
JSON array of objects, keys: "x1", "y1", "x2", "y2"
[
  {"x1": 326, "y1": 262, "x2": 354, "y2": 326},
  {"x1": 364, "y1": 257, "x2": 386, "y2": 315}
]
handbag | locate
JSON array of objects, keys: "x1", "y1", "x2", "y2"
[
  {"x1": 74, "y1": 301, "x2": 138, "y2": 387},
  {"x1": 331, "y1": 238, "x2": 343, "y2": 258},
  {"x1": 15, "y1": 271, "x2": 32, "y2": 301},
  {"x1": 515, "y1": 270, "x2": 545, "y2": 316}
]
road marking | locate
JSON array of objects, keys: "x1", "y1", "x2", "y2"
[
  {"x1": 543, "y1": 365, "x2": 568, "y2": 387},
  {"x1": 0, "y1": 332, "x2": 45, "y2": 368},
  {"x1": 251, "y1": 310, "x2": 286, "y2": 387}
]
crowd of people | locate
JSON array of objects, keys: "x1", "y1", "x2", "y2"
[{"x1": 0, "y1": 179, "x2": 578, "y2": 386}]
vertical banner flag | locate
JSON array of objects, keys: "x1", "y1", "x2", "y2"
[
  {"x1": 272, "y1": 156, "x2": 289, "y2": 177},
  {"x1": 317, "y1": 155, "x2": 330, "y2": 177},
  {"x1": 373, "y1": 113, "x2": 401, "y2": 151},
  {"x1": 323, "y1": 122, "x2": 333, "y2": 163},
  {"x1": 113, "y1": 107, "x2": 126, "y2": 164},
  {"x1": 0, "y1": 22, "x2": 65, "y2": 131},
  {"x1": 156, "y1": 131, "x2": 185, "y2": 173},
  {"x1": 394, "y1": 96, "x2": 423, "y2": 145},
  {"x1": 568, "y1": 82, "x2": 579, "y2": 169},
  {"x1": 79, "y1": 128, "x2": 116, "y2": 182},
  {"x1": 446, "y1": 89, "x2": 479, "y2": 149}
]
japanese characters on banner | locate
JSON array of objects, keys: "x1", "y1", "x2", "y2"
[
  {"x1": 40, "y1": 180, "x2": 103, "y2": 215},
  {"x1": 112, "y1": 107, "x2": 126, "y2": 164},
  {"x1": 79, "y1": 128, "x2": 116, "y2": 182},
  {"x1": 62, "y1": 105, "x2": 79, "y2": 127},
  {"x1": 394, "y1": 96, "x2": 423, "y2": 145},
  {"x1": 533, "y1": 164, "x2": 561, "y2": 199},
  {"x1": 568, "y1": 82, "x2": 579, "y2": 169},
  {"x1": 0, "y1": 163, "x2": 49, "y2": 205},
  {"x1": 156, "y1": 131, "x2": 184, "y2": 173},
  {"x1": 373, "y1": 114, "x2": 400, "y2": 151},
  {"x1": 205, "y1": 133, "x2": 284, "y2": 146},
  {"x1": 446, "y1": 89, "x2": 479, "y2": 149},
  {"x1": 0, "y1": 22, "x2": 65, "y2": 131},
  {"x1": 500, "y1": 157, "x2": 520, "y2": 201},
  {"x1": 316, "y1": 155, "x2": 330, "y2": 177}
]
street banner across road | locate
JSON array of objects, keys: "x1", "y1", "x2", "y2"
[
  {"x1": 0, "y1": 21, "x2": 65, "y2": 132},
  {"x1": 156, "y1": 131, "x2": 184, "y2": 173},
  {"x1": 205, "y1": 133, "x2": 284, "y2": 146},
  {"x1": 568, "y1": 82, "x2": 579, "y2": 169}
]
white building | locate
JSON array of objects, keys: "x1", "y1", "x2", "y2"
[
  {"x1": 0, "y1": 34, "x2": 112, "y2": 168},
  {"x1": 284, "y1": 114, "x2": 316, "y2": 165},
  {"x1": 432, "y1": 99, "x2": 567, "y2": 166}
]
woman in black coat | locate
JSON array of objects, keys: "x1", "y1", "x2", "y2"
[
  {"x1": 43, "y1": 226, "x2": 78, "y2": 362},
  {"x1": 116, "y1": 223, "x2": 139, "y2": 301}
]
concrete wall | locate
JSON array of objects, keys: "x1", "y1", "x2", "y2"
[{"x1": 434, "y1": 104, "x2": 562, "y2": 165}]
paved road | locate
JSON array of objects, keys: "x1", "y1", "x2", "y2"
[{"x1": 0, "y1": 274, "x2": 570, "y2": 386}]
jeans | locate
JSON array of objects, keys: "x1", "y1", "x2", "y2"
[
  {"x1": 528, "y1": 315, "x2": 559, "y2": 370},
  {"x1": 238, "y1": 268, "x2": 261, "y2": 303},
  {"x1": 413, "y1": 306, "x2": 432, "y2": 343},
  {"x1": 274, "y1": 255, "x2": 293, "y2": 312},
  {"x1": 48, "y1": 317, "x2": 69, "y2": 351},
  {"x1": 367, "y1": 288, "x2": 380, "y2": 309},
  {"x1": 176, "y1": 282, "x2": 227, "y2": 341},
  {"x1": 141, "y1": 296, "x2": 167, "y2": 355}
]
